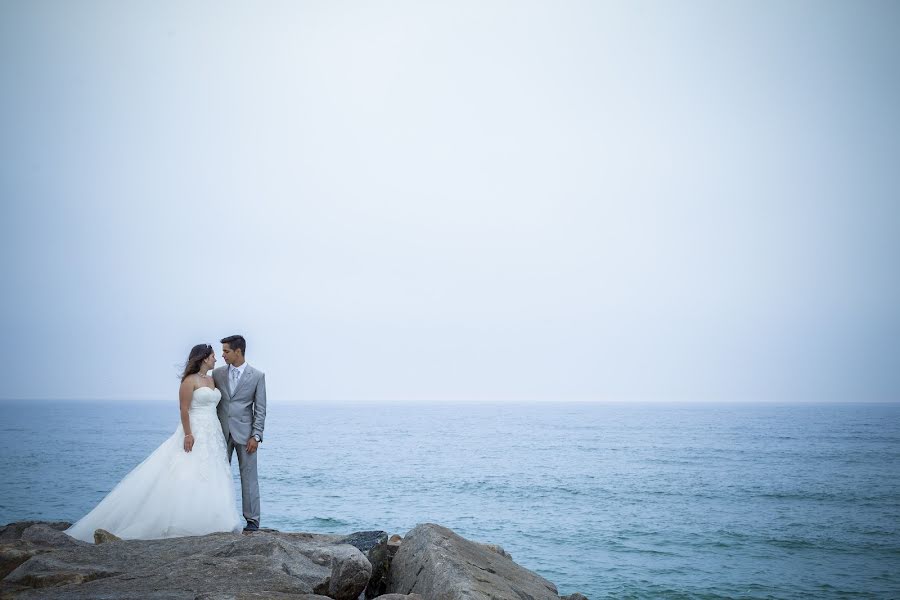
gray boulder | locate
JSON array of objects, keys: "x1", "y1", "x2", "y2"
[
  {"x1": 3, "y1": 530, "x2": 371, "y2": 600},
  {"x1": 320, "y1": 530, "x2": 389, "y2": 598},
  {"x1": 0, "y1": 522, "x2": 72, "y2": 543},
  {"x1": 387, "y1": 523, "x2": 559, "y2": 600},
  {"x1": 0, "y1": 522, "x2": 78, "y2": 580}
]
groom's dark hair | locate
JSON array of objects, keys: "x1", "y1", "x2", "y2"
[{"x1": 221, "y1": 335, "x2": 247, "y2": 355}]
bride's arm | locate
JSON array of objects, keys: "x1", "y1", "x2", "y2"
[{"x1": 179, "y1": 379, "x2": 195, "y2": 452}]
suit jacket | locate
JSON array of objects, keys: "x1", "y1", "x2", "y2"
[{"x1": 213, "y1": 364, "x2": 267, "y2": 445}]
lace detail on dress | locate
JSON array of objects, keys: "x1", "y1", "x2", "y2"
[{"x1": 168, "y1": 388, "x2": 228, "y2": 481}]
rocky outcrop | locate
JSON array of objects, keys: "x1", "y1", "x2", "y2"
[
  {"x1": 1, "y1": 526, "x2": 370, "y2": 600},
  {"x1": 387, "y1": 523, "x2": 560, "y2": 600},
  {"x1": 195, "y1": 595, "x2": 333, "y2": 600},
  {"x1": 1, "y1": 521, "x2": 588, "y2": 600}
]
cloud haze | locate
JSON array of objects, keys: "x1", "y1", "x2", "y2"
[{"x1": 2, "y1": 0, "x2": 898, "y2": 402}]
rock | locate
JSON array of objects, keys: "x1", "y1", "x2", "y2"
[
  {"x1": 387, "y1": 523, "x2": 559, "y2": 600},
  {"x1": 20, "y1": 525, "x2": 77, "y2": 548},
  {"x1": 93, "y1": 530, "x2": 121, "y2": 544},
  {"x1": 388, "y1": 534, "x2": 402, "y2": 543},
  {"x1": 372, "y1": 595, "x2": 424, "y2": 600},
  {"x1": 0, "y1": 522, "x2": 71, "y2": 543},
  {"x1": 19, "y1": 526, "x2": 77, "y2": 549},
  {"x1": 386, "y1": 537, "x2": 402, "y2": 559},
  {"x1": 479, "y1": 543, "x2": 512, "y2": 560},
  {"x1": 328, "y1": 531, "x2": 385, "y2": 555},
  {"x1": 0, "y1": 543, "x2": 44, "y2": 580},
  {"x1": 3, "y1": 530, "x2": 371, "y2": 600},
  {"x1": 0, "y1": 522, "x2": 79, "y2": 580},
  {"x1": 322, "y1": 531, "x2": 389, "y2": 599},
  {"x1": 561, "y1": 594, "x2": 590, "y2": 600},
  {"x1": 196, "y1": 595, "x2": 333, "y2": 600}
]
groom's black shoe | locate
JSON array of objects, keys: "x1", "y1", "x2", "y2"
[{"x1": 243, "y1": 522, "x2": 259, "y2": 533}]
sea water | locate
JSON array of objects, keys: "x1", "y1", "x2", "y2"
[{"x1": 1, "y1": 400, "x2": 898, "y2": 599}]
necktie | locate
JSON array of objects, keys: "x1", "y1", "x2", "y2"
[{"x1": 230, "y1": 368, "x2": 239, "y2": 394}]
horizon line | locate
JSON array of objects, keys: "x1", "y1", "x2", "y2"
[{"x1": 1, "y1": 397, "x2": 897, "y2": 405}]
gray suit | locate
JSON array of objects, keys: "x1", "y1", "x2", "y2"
[{"x1": 213, "y1": 364, "x2": 266, "y2": 527}]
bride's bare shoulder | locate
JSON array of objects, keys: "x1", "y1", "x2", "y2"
[{"x1": 178, "y1": 377, "x2": 196, "y2": 396}]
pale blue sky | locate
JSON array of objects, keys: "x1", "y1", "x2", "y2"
[{"x1": 1, "y1": 0, "x2": 898, "y2": 402}]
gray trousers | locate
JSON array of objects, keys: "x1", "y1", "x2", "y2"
[{"x1": 227, "y1": 435, "x2": 260, "y2": 527}]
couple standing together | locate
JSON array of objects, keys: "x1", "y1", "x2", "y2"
[{"x1": 66, "y1": 335, "x2": 267, "y2": 542}]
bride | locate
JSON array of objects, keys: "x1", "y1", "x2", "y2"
[{"x1": 66, "y1": 344, "x2": 242, "y2": 542}]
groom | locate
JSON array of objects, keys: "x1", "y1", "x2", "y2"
[{"x1": 214, "y1": 334, "x2": 267, "y2": 533}]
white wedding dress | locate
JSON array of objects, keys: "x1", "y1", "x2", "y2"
[{"x1": 66, "y1": 387, "x2": 242, "y2": 542}]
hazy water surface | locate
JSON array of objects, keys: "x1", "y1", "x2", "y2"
[{"x1": 1, "y1": 401, "x2": 898, "y2": 599}]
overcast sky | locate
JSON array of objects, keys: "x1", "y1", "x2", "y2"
[{"x1": 1, "y1": 0, "x2": 898, "y2": 403}]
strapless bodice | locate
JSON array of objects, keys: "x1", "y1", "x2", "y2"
[{"x1": 190, "y1": 387, "x2": 221, "y2": 411}]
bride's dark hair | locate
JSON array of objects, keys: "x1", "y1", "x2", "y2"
[{"x1": 181, "y1": 344, "x2": 214, "y2": 382}]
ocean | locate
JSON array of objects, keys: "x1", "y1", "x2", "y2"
[{"x1": 1, "y1": 400, "x2": 898, "y2": 599}]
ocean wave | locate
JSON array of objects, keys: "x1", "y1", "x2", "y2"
[{"x1": 300, "y1": 516, "x2": 351, "y2": 528}]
